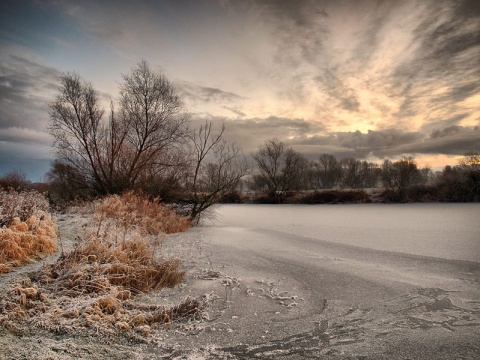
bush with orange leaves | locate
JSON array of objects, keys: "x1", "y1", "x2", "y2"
[{"x1": 0, "y1": 189, "x2": 57, "y2": 273}]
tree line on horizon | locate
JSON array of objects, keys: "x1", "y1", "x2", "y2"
[
  {"x1": 245, "y1": 138, "x2": 479, "y2": 203},
  {"x1": 1, "y1": 61, "x2": 479, "y2": 218}
]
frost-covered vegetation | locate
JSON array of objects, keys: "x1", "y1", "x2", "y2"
[
  {"x1": 0, "y1": 192, "x2": 204, "y2": 341},
  {"x1": 0, "y1": 188, "x2": 57, "y2": 273}
]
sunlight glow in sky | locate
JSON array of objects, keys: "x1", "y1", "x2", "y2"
[{"x1": 0, "y1": 0, "x2": 479, "y2": 180}]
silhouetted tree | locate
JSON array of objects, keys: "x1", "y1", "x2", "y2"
[
  {"x1": 359, "y1": 161, "x2": 381, "y2": 188},
  {"x1": 48, "y1": 60, "x2": 189, "y2": 196},
  {"x1": 382, "y1": 156, "x2": 420, "y2": 200},
  {"x1": 459, "y1": 152, "x2": 480, "y2": 200},
  {"x1": 252, "y1": 139, "x2": 306, "y2": 201},
  {"x1": 315, "y1": 154, "x2": 341, "y2": 189},
  {"x1": 46, "y1": 160, "x2": 90, "y2": 201},
  {"x1": 339, "y1": 158, "x2": 363, "y2": 189},
  {"x1": 435, "y1": 152, "x2": 480, "y2": 201},
  {"x1": 184, "y1": 121, "x2": 250, "y2": 223}
]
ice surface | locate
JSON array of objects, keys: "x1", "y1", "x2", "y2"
[{"x1": 205, "y1": 203, "x2": 480, "y2": 262}]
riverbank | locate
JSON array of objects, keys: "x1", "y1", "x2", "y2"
[{"x1": 222, "y1": 185, "x2": 480, "y2": 205}]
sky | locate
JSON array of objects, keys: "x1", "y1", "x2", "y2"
[{"x1": 0, "y1": 0, "x2": 479, "y2": 181}]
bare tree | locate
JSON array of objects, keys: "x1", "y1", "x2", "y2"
[
  {"x1": 318, "y1": 153, "x2": 341, "y2": 189},
  {"x1": 459, "y1": 151, "x2": 480, "y2": 200},
  {"x1": 434, "y1": 152, "x2": 479, "y2": 202},
  {"x1": 49, "y1": 73, "x2": 108, "y2": 194},
  {"x1": 46, "y1": 160, "x2": 91, "y2": 202},
  {"x1": 339, "y1": 157, "x2": 363, "y2": 189},
  {"x1": 252, "y1": 139, "x2": 306, "y2": 201},
  {"x1": 359, "y1": 161, "x2": 381, "y2": 188},
  {"x1": 49, "y1": 60, "x2": 189, "y2": 196},
  {"x1": 118, "y1": 60, "x2": 190, "y2": 189},
  {"x1": 184, "y1": 121, "x2": 250, "y2": 223},
  {"x1": 0, "y1": 171, "x2": 31, "y2": 190},
  {"x1": 382, "y1": 156, "x2": 420, "y2": 199}
]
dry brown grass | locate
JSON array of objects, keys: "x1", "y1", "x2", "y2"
[
  {"x1": 0, "y1": 188, "x2": 50, "y2": 227},
  {"x1": 94, "y1": 191, "x2": 191, "y2": 236},
  {"x1": 0, "y1": 213, "x2": 58, "y2": 274},
  {"x1": 41, "y1": 233, "x2": 185, "y2": 296},
  {"x1": 0, "y1": 192, "x2": 203, "y2": 341},
  {"x1": 0, "y1": 279, "x2": 204, "y2": 340}
]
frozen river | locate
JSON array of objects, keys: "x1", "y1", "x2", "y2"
[{"x1": 207, "y1": 203, "x2": 480, "y2": 262}]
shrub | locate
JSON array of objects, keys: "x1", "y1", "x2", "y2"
[
  {"x1": 41, "y1": 233, "x2": 185, "y2": 296},
  {"x1": 0, "y1": 189, "x2": 57, "y2": 273},
  {"x1": 0, "y1": 171, "x2": 31, "y2": 190},
  {"x1": 94, "y1": 191, "x2": 191, "y2": 235},
  {"x1": 0, "y1": 188, "x2": 50, "y2": 227},
  {"x1": 65, "y1": 192, "x2": 190, "y2": 294},
  {"x1": 218, "y1": 190, "x2": 244, "y2": 204},
  {"x1": 299, "y1": 190, "x2": 370, "y2": 204},
  {"x1": 379, "y1": 189, "x2": 403, "y2": 203},
  {"x1": 252, "y1": 193, "x2": 282, "y2": 204},
  {"x1": 406, "y1": 185, "x2": 439, "y2": 202}
]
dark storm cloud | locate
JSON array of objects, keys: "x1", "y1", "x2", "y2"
[
  {"x1": 420, "y1": 114, "x2": 470, "y2": 134},
  {"x1": 430, "y1": 125, "x2": 465, "y2": 139},
  {"x1": 291, "y1": 125, "x2": 480, "y2": 159},
  {"x1": 0, "y1": 55, "x2": 60, "y2": 132},
  {"x1": 398, "y1": 126, "x2": 480, "y2": 155}
]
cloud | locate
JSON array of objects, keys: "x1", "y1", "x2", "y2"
[
  {"x1": 266, "y1": 0, "x2": 330, "y2": 66},
  {"x1": 177, "y1": 81, "x2": 244, "y2": 104},
  {"x1": 292, "y1": 129, "x2": 426, "y2": 159},
  {"x1": 50, "y1": 0, "x2": 126, "y2": 43},
  {"x1": 430, "y1": 125, "x2": 465, "y2": 139},
  {"x1": 178, "y1": 81, "x2": 247, "y2": 119},
  {"x1": 0, "y1": 127, "x2": 52, "y2": 145},
  {"x1": 390, "y1": 0, "x2": 480, "y2": 125},
  {"x1": 250, "y1": 0, "x2": 479, "y2": 134},
  {"x1": 419, "y1": 113, "x2": 471, "y2": 134},
  {"x1": 413, "y1": 126, "x2": 480, "y2": 155},
  {"x1": 1, "y1": 0, "x2": 478, "y2": 178},
  {"x1": 0, "y1": 53, "x2": 61, "y2": 131},
  {"x1": 190, "y1": 115, "x2": 325, "y2": 154},
  {"x1": 223, "y1": 106, "x2": 246, "y2": 117},
  {"x1": 290, "y1": 125, "x2": 480, "y2": 160},
  {"x1": 0, "y1": 140, "x2": 52, "y2": 181},
  {"x1": 315, "y1": 70, "x2": 360, "y2": 112}
]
